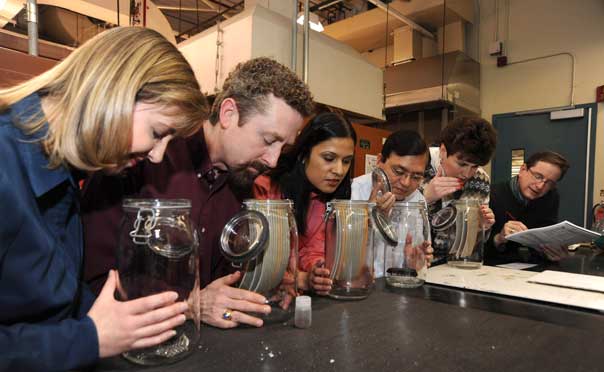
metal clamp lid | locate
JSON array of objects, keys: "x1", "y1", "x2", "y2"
[
  {"x1": 220, "y1": 210, "x2": 269, "y2": 264},
  {"x1": 371, "y1": 207, "x2": 398, "y2": 246},
  {"x1": 372, "y1": 167, "x2": 391, "y2": 196},
  {"x1": 431, "y1": 205, "x2": 457, "y2": 231}
]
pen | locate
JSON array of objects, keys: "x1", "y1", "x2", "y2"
[{"x1": 505, "y1": 211, "x2": 517, "y2": 221}]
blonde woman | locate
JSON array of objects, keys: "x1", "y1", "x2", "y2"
[{"x1": 0, "y1": 27, "x2": 207, "y2": 370}]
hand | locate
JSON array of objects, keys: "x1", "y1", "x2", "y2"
[
  {"x1": 308, "y1": 259, "x2": 332, "y2": 295},
  {"x1": 88, "y1": 270, "x2": 189, "y2": 358},
  {"x1": 403, "y1": 234, "x2": 433, "y2": 271},
  {"x1": 369, "y1": 186, "x2": 396, "y2": 214},
  {"x1": 423, "y1": 167, "x2": 463, "y2": 204},
  {"x1": 539, "y1": 244, "x2": 570, "y2": 262},
  {"x1": 494, "y1": 220, "x2": 528, "y2": 246},
  {"x1": 480, "y1": 205, "x2": 496, "y2": 230},
  {"x1": 199, "y1": 271, "x2": 271, "y2": 329}
]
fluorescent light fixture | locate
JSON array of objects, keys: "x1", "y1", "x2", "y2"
[{"x1": 297, "y1": 12, "x2": 324, "y2": 32}]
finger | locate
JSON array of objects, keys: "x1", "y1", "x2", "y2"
[
  {"x1": 436, "y1": 186, "x2": 461, "y2": 197},
  {"x1": 435, "y1": 177, "x2": 464, "y2": 185},
  {"x1": 134, "y1": 313, "x2": 186, "y2": 340},
  {"x1": 225, "y1": 298, "x2": 271, "y2": 314},
  {"x1": 312, "y1": 276, "x2": 333, "y2": 286},
  {"x1": 131, "y1": 330, "x2": 178, "y2": 350},
  {"x1": 222, "y1": 286, "x2": 268, "y2": 304},
  {"x1": 516, "y1": 222, "x2": 528, "y2": 231},
  {"x1": 217, "y1": 271, "x2": 242, "y2": 286},
  {"x1": 436, "y1": 166, "x2": 443, "y2": 177},
  {"x1": 230, "y1": 310, "x2": 263, "y2": 327},
  {"x1": 98, "y1": 270, "x2": 117, "y2": 301},
  {"x1": 127, "y1": 291, "x2": 179, "y2": 314},
  {"x1": 135, "y1": 301, "x2": 189, "y2": 328},
  {"x1": 313, "y1": 268, "x2": 331, "y2": 277}
]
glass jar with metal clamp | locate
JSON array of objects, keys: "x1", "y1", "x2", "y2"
[
  {"x1": 431, "y1": 199, "x2": 485, "y2": 269},
  {"x1": 220, "y1": 199, "x2": 298, "y2": 323},
  {"x1": 324, "y1": 200, "x2": 398, "y2": 300},
  {"x1": 117, "y1": 199, "x2": 200, "y2": 366}
]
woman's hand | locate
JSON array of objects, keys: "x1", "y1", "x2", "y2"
[
  {"x1": 423, "y1": 167, "x2": 463, "y2": 204},
  {"x1": 88, "y1": 270, "x2": 189, "y2": 358},
  {"x1": 480, "y1": 205, "x2": 496, "y2": 231},
  {"x1": 308, "y1": 259, "x2": 332, "y2": 295}
]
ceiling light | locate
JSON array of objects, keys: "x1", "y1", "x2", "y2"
[
  {"x1": 0, "y1": 0, "x2": 6, "y2": 11},
  {"x1": 296, "y1": 12, "x2": 324, "y2": 33}
]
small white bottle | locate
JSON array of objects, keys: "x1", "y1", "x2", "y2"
[{"x1": 294, "y1": 295, "x2": 312, "y2": 328}]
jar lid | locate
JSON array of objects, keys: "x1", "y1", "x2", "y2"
[
  {"x1": 220, "y1": 210, "x2": 269, "y2": 264},
  {"x1": 371, "y1": 207, "x2": 398, "y2": 246},
  {"x1": 431, "y1": 205, "x2": 457, "y2": 231},
  {"x1": 371, "y1": 167, "x2": 391, "y2": 196}
]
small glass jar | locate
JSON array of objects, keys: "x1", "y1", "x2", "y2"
[
  {"x1": 433, "y1": 199, "x2": 485, "y2": 269},
  {"x1": 220, "y1": 199, "x2": 298, "y2": 323},
  {"x1": 384, "y1": 202, "x2": 430, "y2": 288},
  {"x1": 117, "y1": 199, "x2": 200, "y2": 366},
  {"x1": 324, "y1": 200, "x2": 381, "y2": 300}
]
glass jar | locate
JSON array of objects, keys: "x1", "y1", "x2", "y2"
[
  {"x1": 220, "y1": 199, "x2": 298, "y2": 322},
  {"x1": 432, "y1": 199, "x2": 485, "y2": 269},
  {"x1": 117, "y1": 199, "x2": 200, "y2": 366},
  {"x1": 384, "y1": 202, "x2": 430, "y2": 288},
  {"x1": 324, "y1": 200, "x2": 395, "y2": 300}
]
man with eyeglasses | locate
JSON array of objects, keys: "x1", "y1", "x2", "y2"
[
  {"x1": 486, "y1": 151, "x2": 570, "y2": 263},
  {"x1": 351, "y1": 130, "x2": 433, "y2": 277}
]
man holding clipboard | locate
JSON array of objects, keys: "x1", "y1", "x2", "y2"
[{"x1": 486, "y1": 151, "x2": 570, "y2": 263}]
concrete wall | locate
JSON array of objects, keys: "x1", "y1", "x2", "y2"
[{"x1": 479, "y1": 0, "x2": 604, "y2": 203}]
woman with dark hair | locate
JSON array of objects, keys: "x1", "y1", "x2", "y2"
[{"x1": 253, "y1": 112, "x2": 356, "y2": 294}]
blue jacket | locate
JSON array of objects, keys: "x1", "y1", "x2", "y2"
[{"x1": 0, "y1": 94, "x2": 99, "y2": 371}]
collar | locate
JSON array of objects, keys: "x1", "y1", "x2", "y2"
[
  {"x1": 11, "y1": 93, "x2": 73, "y2": 197},
  {"x1": 509, "y1": 175, "x2": 529, "y2": 207}
]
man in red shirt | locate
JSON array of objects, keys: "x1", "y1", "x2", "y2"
[{"x1": 82, "y1": 58, "x2": 314, "y2": 328}]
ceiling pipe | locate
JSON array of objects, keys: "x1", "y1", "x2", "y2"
[
  {"x1": 366, "y1": 0, "x2": 435, "y2": 40},
  {"x1": 291, "y1": 0, "x2": 297, "y2": 72},
  {"x1": 26, "y1": 0, "x2": 38, "y2": 56},
  {"x1": 302, "y1": 0, "x2": 309, "y2": 84}
]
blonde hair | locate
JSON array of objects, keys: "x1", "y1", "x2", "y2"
[{"x1": 0, "y1": 27, "x2": 208, "y2": 171}]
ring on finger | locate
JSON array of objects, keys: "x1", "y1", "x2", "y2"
[{"x1": 222, "y1": 309, "x2": 233, "y2": 321}]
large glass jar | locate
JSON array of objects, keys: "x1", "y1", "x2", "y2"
[
  {"x1": 432, "y1": 199, "x2": 485, "y2": 269},
  {"x1": 384, "y1": 202, "x2": 430, "y2": 288},
  {"x1": 117, "y1": 199, "x2": 200, "y2": 366},
  {"x1": 325, "y1": 200, "x2": 390, "y2": 300},
  {"x1": 220, "y1": 199, "x2": 298, "y2": 322}
]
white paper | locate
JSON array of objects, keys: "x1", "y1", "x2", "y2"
[
  {"x1": 528, "y1": 270, "x2": 604, "y2": 293},
  {"x1": 506, "y1": 220, "x2": 601, "y2": 249},
  {"x1": 496, "y1": 262, "x2": 539, "y2": 270}
]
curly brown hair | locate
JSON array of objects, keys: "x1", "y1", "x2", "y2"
[
  {"x1": 209, "y1": 57, "x2": 314, "y2": 125},
  {"x1": 440, "y1": 116, "x2": 497, "y2": 166}
]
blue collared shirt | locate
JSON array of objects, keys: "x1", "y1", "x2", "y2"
[{"x1": 0, "y1": 93, "x2": 98, "y2": 371}]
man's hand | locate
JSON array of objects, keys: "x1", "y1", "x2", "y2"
[
  {"x1": 494, "y1": 220, "x2": 528, "y2": 246},
  {"x1": 88, "y1": 270, "x2": 189, "y2": 358},
  {"x1": 423, "y1": 167, "x2": 463, "y2": 204},
  {"x1": 540, "y1": 244, "x2": 570, "y2": 262},
  {"x1": 199, "y1": 271, "x2": 271, "y2": 328},
  {"x1": 369, "y1": 186, "x2": 396, "y2": 213}
]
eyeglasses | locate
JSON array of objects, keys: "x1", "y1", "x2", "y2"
[
  {"x1": 390, "y1": 166, "x2": 424, "y2": 183},
  {"x1": 527, "y1": 168, "x2": 557, "y2": 188}
]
